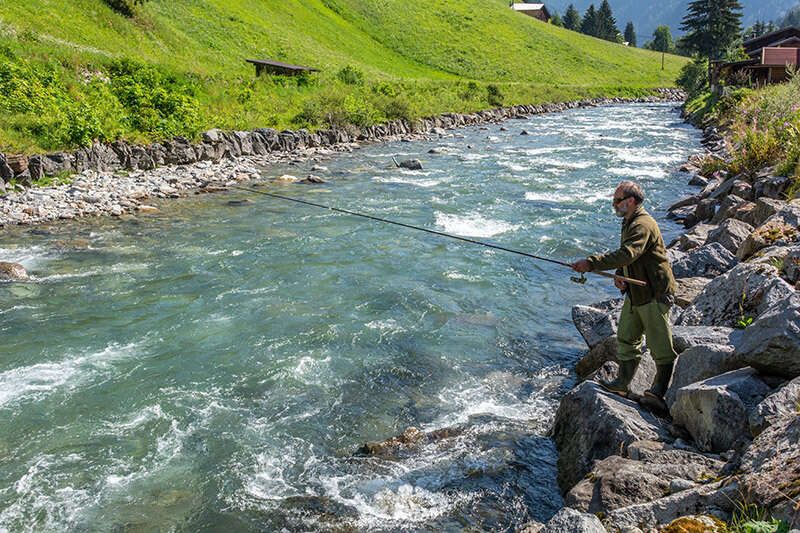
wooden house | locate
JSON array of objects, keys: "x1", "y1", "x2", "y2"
[
  {"x1": 510, "y1": 3, "x2": 551, "y2": 23},
  {"x1": 713, "y1": 27, "x2": 800, "y2": 89}
]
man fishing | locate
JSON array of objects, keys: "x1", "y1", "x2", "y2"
[{"x1": 571, "y1": 180, "x2": 677, "y2": 413}]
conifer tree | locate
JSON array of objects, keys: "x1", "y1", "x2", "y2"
[
  {"x1": 581, "y1": 4, "x2": 598, "y2": 37},
  {"x1": 563, "y1": 4, "x2": 581, "y2": 31},
  {"x1": 596, "y1": 0, "x2": 620, "y2": 41},
  {"x1": 624, "y1": 21, "x2": 637, "y2": 46},
  {"x1": 680, "y1": 0, "x2": 743, "y2": 60},
  {"x1": 551, "y1": 12, "x2": 564, "y2": 27}
]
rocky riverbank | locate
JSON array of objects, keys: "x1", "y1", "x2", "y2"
[
  {"x1": 0, "y1": 89, "x2": 684, "y2": 228},
  {"x1": 524, "y1": 104, "x2": 800, "y2": 532}
]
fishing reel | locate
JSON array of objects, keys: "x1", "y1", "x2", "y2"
[{"x1": 570, "y1": 272, "x2": 587, "y2": 285}]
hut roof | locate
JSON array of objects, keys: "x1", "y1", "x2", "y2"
[{"x1": 245, "y1": 59, "x2": 320, "y2": 72}]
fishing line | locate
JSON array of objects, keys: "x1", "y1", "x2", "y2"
[{"x1": 229, "y1": 185, "x2": 646, "y2": 287}]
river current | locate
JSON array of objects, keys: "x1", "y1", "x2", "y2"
[{"x1": 0, "y1": 104, "x2": 700, "y2": 532}]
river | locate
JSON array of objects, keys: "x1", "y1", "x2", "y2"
[{"x1": 0, "y1": 103, "x2": 700, "y2": 531}]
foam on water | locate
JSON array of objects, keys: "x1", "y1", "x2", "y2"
[
  {"x1": 371, "y1": 176, "x2": 445, "y2": 188},
  {"x1": 434, "y1": 212, "x2": 520, "y2": 238},
  {"x1": 0, "y1": 342, "x2": 142, "y2": 408}
]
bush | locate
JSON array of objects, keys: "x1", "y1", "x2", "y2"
[
  {"x1": 108, "y1": 58, "x2": 200, "y2": 138},
  {"x1": 676, "y1": 56, "x2": 709, "y2": 98},
  {"x1": 103, "y1": 0, "x2": 148, "y2": 17},
  {"x1": 486, "y1": 84, "x2": 504, "y2": 107},
  {"x1": 729, "y1": 129, "x2": 782, "y2": 176},
  {"x1": 336, "y1": 65, "x2": 364, "y2": 86}
]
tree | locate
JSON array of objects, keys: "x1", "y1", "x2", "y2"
[
  {"x1": 779, "y1": 6, "x2": 800, "y2": 29},
  {"x1": 648, "y1": 25, "x2": 674, "y2": 53},
  {"x1": 596, "y1": 0, "x2": 620, "y2": 42},
  {"x1": 624, "y1": 21, "x2": 637, "y2": 46},
  {"x1": 581, "y1": 4, "x2": 598, "y2": 37},
  {"x1": 551, "y1": 11, "x2": 565, "y2": 27},
  {"x1": 563, "y1": 4, "x2": 582, "y2": 31},
  {"x1": 680, "y1": 0, "x2": 744, "y2": 60}
]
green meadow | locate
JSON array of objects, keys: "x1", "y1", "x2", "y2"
[{"x1": 0, "y1": 0, "x2": 686, "y2": 153}]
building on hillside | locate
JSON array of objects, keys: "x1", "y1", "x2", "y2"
[
  {"x1": 712, "y1": 26, "x2": 800, "y2": 90},
  {"x1": 245, "y1": 59, "x2": 320, "y2": 77},
  {"x1": 510, "y1": 3, "x2": 551, "y2": 23}
]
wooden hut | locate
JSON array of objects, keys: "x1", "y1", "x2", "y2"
[
  {"x1": 510, "y1": 3, "x2": 551, "y2": 23},
  {"x1": 245, "y1": 59, "x2": 320, "y2": 77},
  {"x1": 713, "y1": 27, "x2": 800, "y2": 89}
]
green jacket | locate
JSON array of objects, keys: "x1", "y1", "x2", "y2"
[{"x1": 587, "y1": 206, "x2": 676, "y2": 307}]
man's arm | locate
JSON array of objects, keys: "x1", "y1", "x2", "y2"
[{"x1": 586, "y1": 222, "x2": 650, "y2": 271}]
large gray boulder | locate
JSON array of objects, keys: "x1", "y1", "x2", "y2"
[
  {"x1": 603, "y1": 481, "x2": 736, "y2": 532},
  {"x1": 575, "y1": 335, "x2": 619, "y2": 378},
  {"x1": 706, "y1": 219, "x2": 754, "y2": 254},
  {"x1": 749, "y1": 376, "x2": 800, "y2": 436},
  {"x1": 711, "y1": 194, "x2": 745, "y2": 224},
  {"x1": 738, "y1": 202, "x2": 800, "y2": 260},
  {"x1": 735, "y1": 293, "x2": 800, "y2": 378},
  {"x1": 571, "y1": 298, "x2": 624, "y2": 349},
  {"x1": 671, "y1": 326, "x2": 740, "y2": 353},
  {"x1": 565, "y1": 446, "x2": 724, "y2": 514},
  {"x1": 551, "y1": 382, "x2": 670, "y2": 492},
  {"x1": 754, "y1": 174, "x2": 792, "y2": 200},
  {"x1": 750, "y1": 197, "x2": 786, "y2": 227},
  {"x1": 674, "y1": 277, "x2": 712, "y2": 308},
  {"x1": 671, "y1": 223, "x2": 716, "y2": 252},
  {"x1": 677, "y1": 263, "x2": 794, "y2": 327},
  {"x1": 672, "y1": 243, "x2": 737, "y2": 279},
  {"x1": 665, "y1": 343, "x2": 741, "y2": 408},
  {"x1": 541, "y1": 507, "x2": 606, "y2": 533},
  {"x1": 738, "y1": 414, "x2": 800, "y2": 527},
  {"x1": 671, "y1": 367, "x2": 771, "y2": 452}
]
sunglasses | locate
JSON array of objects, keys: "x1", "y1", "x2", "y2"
[{"x1": 612, "y1": 196, "x2": 631, "y2": 205}]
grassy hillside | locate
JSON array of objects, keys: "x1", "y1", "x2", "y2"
[{"x1": 0, "y1": 0, "x2": 687, "y2": 153}]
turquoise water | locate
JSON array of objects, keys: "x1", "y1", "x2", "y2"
[{"x1": 0, "y1": 104, "x2": 699, "y2": 532}]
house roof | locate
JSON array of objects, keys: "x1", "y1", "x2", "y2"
[
  {"x1": 245, "y1": 59, "x2": 319, "y2": 72},
  {"x1": 511, "y1": 3, "x2": 546, "y2": 11},
  {"x1": 743, "y1": 26, "x2": 800, "y2": 54}
]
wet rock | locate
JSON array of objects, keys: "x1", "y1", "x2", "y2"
[
  {"x1": 665, "y1": 344, "x2": 740, "y2": 407},
  {"x1": 674, "y1": 277, "x2": 711, "y2": 308},
  {"x1": 396, "y1": 159, "x2": 422, "y2": 170},
  {"x1": 520, "y1": 130, "x2": 531, "y2": 136},
  {"x1": 706, "y1": 219, "x2": 754, "y2": 254},
  {"x1": 676, "y1": 263, "x2": 794, "y2": 327},
  {"x1": 738, "y1": 413, "x2": 800, "y2": 527},
  {"x1": 671, "y1": 243, "x2": 737, "y2": 279},
  {"x1": 551, "y1": 381, "x2": 670, "y2": 492},
  {"x1": 0, "y1": 262, "x2": 28, "y2": 281},
  {"x1": 299, "y1": 175, "x2": 327, "y2": 184},
  {"x1": 540, "y1": 507, "x2": 605, "y2": 533},
  {"x1": 689, "y1": 174, "x2": 710, "y2": 187},
  {"x1": 735, "y1": 293, "x2": 800, "y2": 378},
  {"x1": 566, "y1": 447, "x2": 724, "y2": 514},
  {"x1": 276, "y1": 174, "x2": 299, "y2": 182},
  {"x1": 749, "y1": 376, "x2": 800, "y2": 436},
  {"x1": 671, "y1": 367, "x2": 770, "y2": 453},
  {"x1": 571, "y1": 298, "x2": 623, "y2": 349}
]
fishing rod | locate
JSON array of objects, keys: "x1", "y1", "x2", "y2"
[{"x1": 229, "y1": 185, "x2": 647, "y2": 288}]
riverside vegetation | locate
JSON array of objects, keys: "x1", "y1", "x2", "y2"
[{"x1": 0, "y1": 0, "x2": 684, "y2": 158}]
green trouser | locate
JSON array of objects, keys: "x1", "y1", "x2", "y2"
[{"x1": 617, "y1": 297, "x2": 678, "y2": 365}]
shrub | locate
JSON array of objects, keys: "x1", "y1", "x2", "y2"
[
  {"x1": 336, "y1": 65, "x2": 364, "y2": 86},
  {"x1": 676, "y1": 56, "x2": 709, "y2": 98},
  {"x1": 486, "y1": 84, "x2": 504, "y2": 107},
  {"x1": 103, "y1": 0, "x2": 148, "y2": 17},
  {"x1": 108, "y1": 58, "x2": 200, "y2": 138}
]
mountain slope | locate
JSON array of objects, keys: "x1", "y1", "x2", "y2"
[{"x1": 0, "y1": 0, "x2": 686, "y2": 153}]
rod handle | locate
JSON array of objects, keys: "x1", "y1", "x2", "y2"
[{"x1": 593, "y1": 270, "x2": 648, "y2": 287}]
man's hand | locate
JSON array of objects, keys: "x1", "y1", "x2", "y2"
[
  {"x1": 571, "y1": 259, "x2": 591, "y2": 273},
  {"x1": 614, "y1": 277, "x2": 627, "y2": 291}
]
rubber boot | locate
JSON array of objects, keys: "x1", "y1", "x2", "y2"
[
  {"x1": 598, "y1": 359, "x2": 639, "y2": 397},
  {"x1": 641, "y1": 362, "x2": 674, "y2": 415}
]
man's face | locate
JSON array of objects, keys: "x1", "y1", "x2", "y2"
[{"x1": 612, "y1": 188, "x2": 632, "y2": 217}]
